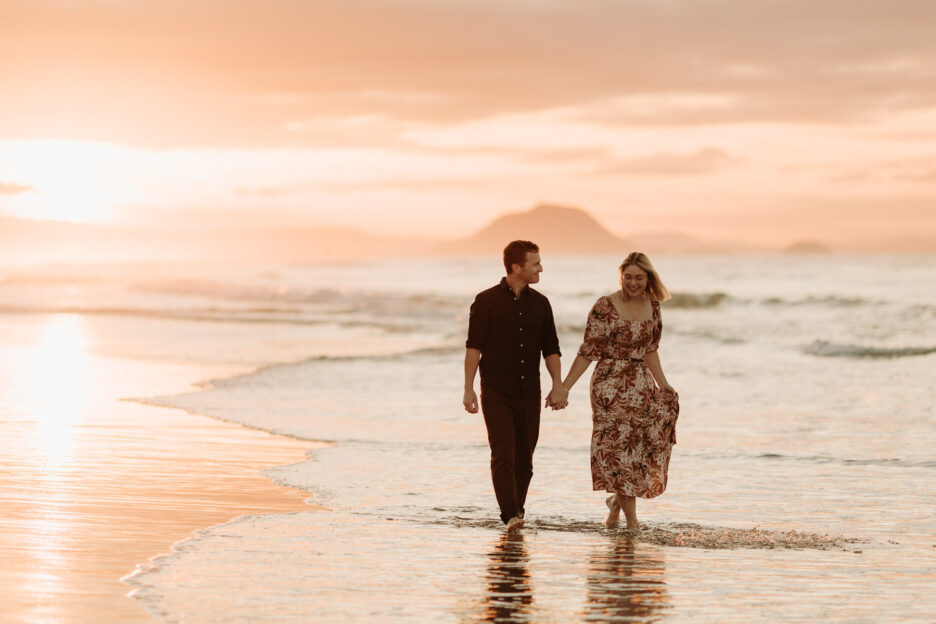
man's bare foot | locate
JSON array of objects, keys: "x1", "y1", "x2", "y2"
[
  {"x1": 506, "y1": 516, "x2": 525, "y2": 532},
  {"x1": 604, "y1": 494, "x2": 621, "y2": 527}
]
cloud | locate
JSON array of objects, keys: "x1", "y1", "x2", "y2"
[
  {"x1": 233, "y1": 186, "x2": 284, "y2": 198},
  {"x1": 590, "y1": 147, "x2": 736, "y2": 176},
  {"x1": 502, "y1": 147, "x2": 613, "y2": 165},
  {"x1": 2, "y1": 0, "x2": 936, "y2": 147},
  {"x1": 891, "y1": 156, "x2": 936, "y2": 182},
  {"x1": 0, "y1": 181, "x2": 32, "y2": 195},
  {"x1": 822, "y1": 155, "x2": 936, "y2": 184},
  {"x1": 895, "y1": 170, "x2": 936, "y2": 182},
  {"x1": 405, "y1": 145, "x2": 613, "y2": 164}
]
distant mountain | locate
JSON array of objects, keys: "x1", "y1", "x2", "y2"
[
  {"x1": 9, "y1": 204, "x2": 922, "y2": 267},
  {"x1": 0, "y1": 206, "x2": 764, "y2": 267},
  {"x1": 839, "y1": 234, "x2": 936, "y2": 253},
  {"x1": 444, "y1": 206, "x2": 760, "y2": 255},
  {"x1": 0, "y1": 216, "x2": 434, "y2": 265},
  {"x1": 623, "y1": 230, "x2": 753, "y2": 254},
  {"x1": 0, "y1": 216, "x2": 143, "y2": 264},
  {"x1": 204, "y1": 225, "x2": 434, "y2": 263},
  {"x1": 445, "y1": 204, "x2": 629, "y2": 254},
  {"x1": 784, "y1": 240, "x2": 831, "y2": 253}
]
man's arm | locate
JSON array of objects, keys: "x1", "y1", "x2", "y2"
[
  {"x1": 540, "y1": 299, "x2": 567, "y2": 409},
  {"x1": 464, "y1": 291, "x2": 488, "y2": 414},
  {"x1": 463, "y1": 348, "x2": 481, "y2": 413}
]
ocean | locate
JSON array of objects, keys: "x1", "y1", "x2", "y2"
[{"x1": 2, "y1": 253, "x2": 935, "y2": 622}]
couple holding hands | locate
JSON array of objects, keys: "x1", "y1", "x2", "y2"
[{"x1": 463, "y1": 240, "x2": 679, "y2": 532}]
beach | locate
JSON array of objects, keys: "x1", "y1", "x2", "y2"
[
  {"x1": 1, "y1": 254, "x2": 935, "y2": 622},
  {"x1": 5, "y1": 0, "x2": 936, "y2": 619}
]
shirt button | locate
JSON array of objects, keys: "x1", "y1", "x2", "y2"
[
  {"x1": 521, "y1": 360, "x2": 525, "y2": 364},
  {"x1": 519, "y1": 312, "x2": 523, "y2": 316},
  {"x1": 520, "y1": 344, "x2": 524, "y2": 348},
  {"x1": 521, "y1": 375, "x2": 525, "y2": 380}
]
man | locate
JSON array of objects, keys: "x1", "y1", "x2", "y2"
[{"x1": 463, "y1": 240, "x2": 568, "y2": 532}]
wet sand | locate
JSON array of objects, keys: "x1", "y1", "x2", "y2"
[{"x1": 0, "y1": 336, "x2": 316, "y2": 624}]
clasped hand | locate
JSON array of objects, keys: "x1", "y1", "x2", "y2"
[{"x1": 545, "y1": 385, "x2": 569, "y2": 410}]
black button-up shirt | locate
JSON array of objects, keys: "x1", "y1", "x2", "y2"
[{"x1": 466, "y1": 277, "x2": 561, "y2": 399}]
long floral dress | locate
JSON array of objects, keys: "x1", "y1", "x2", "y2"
[{"x1": 577, "y1": 296, "x2": 679, "y2": 498}]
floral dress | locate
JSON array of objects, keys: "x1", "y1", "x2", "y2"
[{"x1": 577, "y1": 296, "x2": 679, "y2": 498}]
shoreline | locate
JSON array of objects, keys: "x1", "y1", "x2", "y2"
[{"x1": 0, "y1": 338, "x2": 319, "y2": 624}]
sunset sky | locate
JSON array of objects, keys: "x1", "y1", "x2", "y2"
[{"x1": 1, "y1": 0, "x2": 935, "y2": 247}]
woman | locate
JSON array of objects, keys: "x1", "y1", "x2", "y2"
[{"x1": 562, "y1": 252, "x2": 679, "y2": 530}]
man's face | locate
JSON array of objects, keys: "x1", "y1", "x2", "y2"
[{"x1": 514, "y1": 252, "x2": 543, "y2": 284}]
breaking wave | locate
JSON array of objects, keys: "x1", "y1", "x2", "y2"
[
  {"x1": 763, "y1": 294, "x2": 876, "y2": 307},
  {"x1": 133, "y1": 279, "x2": 464, "y2": 313},
  {"x1": 756, "y1": 453, "x2": 936, "y2": 469},
  {"x1": 803, "y1": 340, "x2": 936, "y2": 359},
  {"x1": 665, "y1": 292, "x2": 729, "y2": 308}
]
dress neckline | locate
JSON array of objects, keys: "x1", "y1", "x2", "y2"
[{"x1": 605, "y1": 294, "x2": 654, "y2": 323}]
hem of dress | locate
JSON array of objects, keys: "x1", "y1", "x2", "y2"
[{"x1": 594, "y1": 485, "x2": 666, "y2": 500}]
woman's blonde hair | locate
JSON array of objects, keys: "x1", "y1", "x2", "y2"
[{"x1": 619, "y1": 251, "x2": 671, "y2": 302}]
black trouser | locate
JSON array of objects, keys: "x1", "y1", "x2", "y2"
[{"x1": 480, "y1": 385, "x2": 541, "y2": 525}]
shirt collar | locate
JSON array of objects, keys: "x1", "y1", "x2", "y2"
[{"x1": 499, "y1": 276, "x2": 530, "y2": 297}]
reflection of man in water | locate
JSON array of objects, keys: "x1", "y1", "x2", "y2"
[
  {"x1": 585, "y1": 538, "x2": 669, "y2": 621},
  {"x1": 463, "y1": 240, "x2": 567, "y2": 532},
  {"x1": 481, "y1": 533, "x2": 533, "y2": 623}
]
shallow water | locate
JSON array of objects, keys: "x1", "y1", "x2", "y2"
[
  {"x1": 0, "y1": 314, "x2": 314, "y2": 624},
  {"x1": 126, "y1": 512, "x2": 931, "y2": 624},
  {"x1": 3, "y1": 255, "x2": 935, "y2": 622}
]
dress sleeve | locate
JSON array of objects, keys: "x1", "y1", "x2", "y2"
[
  {"x1": 576, "y1": 298, "x2": 608, "y2": 362},
  {"x1": 646, "y1": 301, "x2": 662, "y2": 353}
]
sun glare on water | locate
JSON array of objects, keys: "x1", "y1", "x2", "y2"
[{"x1": 28, "y1": 315, "x2": 90, "y2": 466}]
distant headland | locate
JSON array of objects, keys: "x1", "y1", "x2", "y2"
[{"x1": 0, "y1": 203, "x2": 931, "y2": 265}]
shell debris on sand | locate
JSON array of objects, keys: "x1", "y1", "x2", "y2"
[{"x1": 626, "y1": 522, "x2": 863, "y2": 551}]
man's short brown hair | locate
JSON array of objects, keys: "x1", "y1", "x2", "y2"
[{"x1": 503, "y1": 240, "x2": 539, "y2": 274}]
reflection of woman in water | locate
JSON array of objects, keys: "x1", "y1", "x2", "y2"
[
  {"x1": 480, "y1": 533, "x2": 533, "y2": 623},
  {"x1": 563, "y1": 252, "x2": 679, "y2": 530},
  {"x1": 585, "y1": 537, "x2": 669, "y2": 621}
]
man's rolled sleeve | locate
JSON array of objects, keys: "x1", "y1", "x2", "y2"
[
  {"x1": 539, "y1": 300, "x2": 561, "y2": 358},
  {"x1": 465, "y1": 295, "x2": 489, "y2": 350}
]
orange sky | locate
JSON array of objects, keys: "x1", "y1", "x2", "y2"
[{"x1": 1, "y1": 0, "x2": 935, "y2": 247}]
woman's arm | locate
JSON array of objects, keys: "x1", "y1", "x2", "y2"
[
  {"x1": 562, "y1": 354, "x2": 593, "y2": 391},
  {"x1": 644, "y1": 350, "x2": 674, "y2": 392}
]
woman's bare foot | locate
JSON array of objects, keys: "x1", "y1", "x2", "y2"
[
  {"x1": 604, "y1": 494, "x2": 621, "y2": 527},
  {"x1": 621, "y1": 495, "x2": 639, "y2": 531}
]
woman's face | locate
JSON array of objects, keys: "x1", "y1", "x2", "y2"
[{"x1": 621, "y1": 264, "x2": 648, "y2": 298}]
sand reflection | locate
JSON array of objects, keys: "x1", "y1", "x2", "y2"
[
  {"x1": 584, "y1": 537, "x2": 670, "y2": 622},
  {"x1": 478, "y1": 533, "x2": 534, "y2": 623}
]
